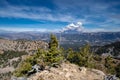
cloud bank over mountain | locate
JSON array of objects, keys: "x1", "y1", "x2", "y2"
[
  {"x1": 62, "y1": 21, "x2": 84, "y2": 33},
  {"x1": 62, "y1": 22, "x2": 109, "y2": 33}
]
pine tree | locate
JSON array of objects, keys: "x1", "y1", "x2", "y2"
[
  {"x1": 79, "y1": 44, "x2": 94, "y2": 67},
  {"x1": 47, "y1": 34, "x2": 63, "y2": 65},
  {"x1": 49, "y1": 34, "x2": 59, "y2": 49},
  {"x1": 33, "y1": 34, "x2": 63, "y2": 67}
]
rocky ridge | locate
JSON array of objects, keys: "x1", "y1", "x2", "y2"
[
  {"x1": 0, "y1": 39, "x2": 48, "y2": 54},
  {"x1": 16, "y1": 63, "x2": 106, "y2": 80}
]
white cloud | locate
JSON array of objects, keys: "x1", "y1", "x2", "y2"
[
  {"x1": 62, "y1": 21, "x2": 117, "y2": 32},
  {"x1": 62, "y1": 21, "x2": 84, "y2": 32}
]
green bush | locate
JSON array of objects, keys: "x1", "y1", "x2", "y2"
[
  {"x1": 67, "y1": 44, "x2": 94, "y2": 68},
  {"x1": 105, "y1": 56, "x2": 116, "y2": 74},
  {"x1": 13, "y1": 56, "x2": 33, "y2": 77}
]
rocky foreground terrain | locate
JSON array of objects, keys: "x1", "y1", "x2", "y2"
[
  {"x1": 12, "y1": 62, "x2": 108, "y2": 80},
  {"x1": 0, "y1": 39, "x2": 48, "y2": 54}
]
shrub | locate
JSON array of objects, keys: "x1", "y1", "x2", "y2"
[
  {"x1": 67, "y1": 44, "x2": 94, "y2": 68},
  {"x1": 105, "y1": 56, "x2": 116, "y2": 74},
  {"x1": 14, "y1": 61, "x2": 32, "y2": 77}
]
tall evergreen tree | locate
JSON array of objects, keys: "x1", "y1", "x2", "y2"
[
  {"x1": 46, "y1": 34, "x2": 63, "y2": 66},
  {"x1": 79, "y1": 44, "x2": 94, "y2": 67},
  {"x1": 49, "y1": 34, "x2": 59, "y2": 49},
  {"x1": 36, "y1": 34, "x2": 63, "y2": 66}
]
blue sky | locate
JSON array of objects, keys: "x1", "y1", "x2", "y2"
[{"x1": 0, "y1": 0, "x2": 120, "y2": 32}]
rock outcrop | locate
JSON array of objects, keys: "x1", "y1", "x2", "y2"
[
  {"x1": 27, "y1": 63, "x2": 106, "y2": 80},
  {"x1": 0, "y1": 39, "x2": 48, "y2": 54}
]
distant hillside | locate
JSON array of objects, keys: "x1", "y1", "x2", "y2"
[
  {"x1": 95, "y1": 41, "x2": 120, "y2": 58},
  {"x1": 0, "y1": 32, "x2": 50, "y2": 40},
  {"x1": 0, "y1": 39, "x2": 48, "y2": 54}
]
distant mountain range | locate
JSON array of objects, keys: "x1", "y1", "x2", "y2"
[
  {"x1": 60, "y1": 32, "x2": 120, "y2": 46},
  {"x1": 0, "y1": 31, "x2": 120, "y2": 47}
]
